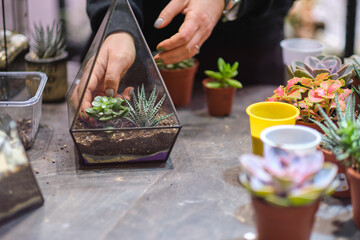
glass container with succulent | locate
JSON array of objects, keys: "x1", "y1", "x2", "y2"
[{"x1": 67, "y1": 0, "x2": 181, "y2": 165}]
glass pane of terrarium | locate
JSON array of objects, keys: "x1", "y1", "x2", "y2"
[
  {"x1": 0, "y1": 0, "x2": 29, "y2": 70},
  {"x1": 0, "y1": 117, "x2": 44, "y2": 226},
  {"x1": 66, "y1": 0, "x2": 181, "y2": 165}
]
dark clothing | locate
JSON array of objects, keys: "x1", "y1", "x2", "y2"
[{"x1": 86, "y1": 0, "x2": 295, "y2": 86}]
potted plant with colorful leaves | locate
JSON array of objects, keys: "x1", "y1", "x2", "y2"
[
  {"x1": 156, "y1": 58, "x2": 199, "y2": 107},
  {"x1": 311, "y1": 93, "x2": 356, "y2": 198},
  {"x1": 311, "y1": 94, "x2": 360, "y2": 225},
  {"x1": 25, "y1": 21, "x2": 68, "y2": 102},
  {"x1": 239, "y1": 146, "x2": 338, "y2": 240},
  {"x1": 287, "y1": 54, "x2": 354, "y2": 86},
  {"x1": 203, "y1": 57, "x2": 243, "y2": 116},
  {"x1": 266, "y1": 73, "x2": 352, "y2": 132}
]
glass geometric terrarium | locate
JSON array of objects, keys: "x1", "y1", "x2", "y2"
[
  {"x1": 66, "y1": 0, "x2": 181, "y2": 165},
  {"x1": 0, "y1": 116, "x2": 44, "y2": 226}
]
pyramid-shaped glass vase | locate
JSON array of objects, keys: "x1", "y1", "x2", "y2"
[{"x1": 66, "y1": 0, "x2": 181, "y2": 165}]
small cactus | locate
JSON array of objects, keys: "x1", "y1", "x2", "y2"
[{"x1": 30, "y1": 21, "x2": 66, "y2": 59}]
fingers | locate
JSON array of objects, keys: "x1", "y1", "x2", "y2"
[
  {"x1": 154, "y1": 0, "x2": 224, "y2": 64},
  {"x1": 154, "y1": 0, "x2": 186, "y2": 29},
  {"x1": 154, "y1": 15, "x2": 208, "y2": 63},
  {"x1": 103, "y1": 33, "x2": 136, "y2": 97}
]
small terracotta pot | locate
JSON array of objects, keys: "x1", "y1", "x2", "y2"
[
  {"x1": 160, "y1": 61, "x2": 199, "y2": 107},
  {"x1": 321, "y1": 148, "x2": 350, "y2": 198},
  {"x1": 346, "y1": 167, "x2": 360, "y2": 229},
  {"x1": 296, "y1": 120, "x2": 324, "y2": 134},
  {"x1": 252, "y1": 197, "x2": 320, "y2": 240},
  {"x1": 202, "y1": 78, "x2": 236, "y2": 116}
]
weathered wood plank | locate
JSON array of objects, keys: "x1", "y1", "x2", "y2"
[{"x1": 0, "y1": 63, "x2": 358, "y2": 240}]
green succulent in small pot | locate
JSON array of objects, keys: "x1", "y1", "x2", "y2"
[
  {"x1": 239, "y1": 146, "x2": 338, "y2": 239},
  {"x1": 25, "y1": 21, "x2": 68, "y2": 102},
  {"x1": 156, "y1": 58, "x2": 199, "y2": 107},
  {"x1": 204, "y1": 57, "x2": 242, "y2": 89},
  {"x1": 202, "y1": 57, "x2": 243, "y2": 116}
]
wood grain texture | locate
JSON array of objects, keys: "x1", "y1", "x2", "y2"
[{"x1": 0, "y1": 62, "x2": 358, "y2": 240}]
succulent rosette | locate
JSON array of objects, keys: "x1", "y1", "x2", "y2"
[{"x1": 239, "y1": 147, "x2": 339, "y2": 207}]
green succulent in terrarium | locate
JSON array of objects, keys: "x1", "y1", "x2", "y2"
[
  {"x1": 29, "y1": 21, "x2": 66, "y2": 59},
  {"x1": 124, "y1": 84, "x2": 173, "y2": 127},
  {"x1": 85, "y1": 96, "x2": 129, "y2": 121},
  {"x1": 287, "y1": 55, "x2": 355, "y2": 86},
  {"x1": 204, "y1": 57, "x2": 243, "y2": 89}
]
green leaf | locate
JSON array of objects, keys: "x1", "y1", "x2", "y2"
[
  {"x1": 92, "y1": 101, "x2": 101, "y2": 107},
  {"x1": 226, "y1": 79, "x2": 243, "y2": 88},
  {"x1": 205, "y1": 81, "x2": 222, "y2": 88},
  {"x1": 204, "y1": 70, "x2": 222, "y2": 80},
  {"x1": 218, "y1": 58, "x2": 225, "y2": 72}
]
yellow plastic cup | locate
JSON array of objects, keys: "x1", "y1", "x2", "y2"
[{"x1": 246, "y1": 102, "x2": 300, "y2": 156}]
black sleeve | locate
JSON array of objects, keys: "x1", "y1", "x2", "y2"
[
  {"x1": 237, "y1": 0, "x2": 295, "y2": 19},
  {"x1": 86, "y1": 0, "x2": 143, "y2": 35}
]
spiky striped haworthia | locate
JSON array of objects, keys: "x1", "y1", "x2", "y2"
[
  {"x1": 124, "y1": 84, "x2": 173, "y2": 127},
  {"x1": 30, "y1": 21, "x2": 66, "y2": 59}
]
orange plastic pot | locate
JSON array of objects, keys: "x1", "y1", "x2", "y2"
[
  {"x1": 202, "y1": 78, "x2": 236, "y2": 116},
  {"x1": 160, "y1": 61, "x2": 199, "y2": 107},
  {"x1": 346, "y1": 167, "x2": 360, "y2": 229},
  {"x1": 252, "y1": 197, "x2": 320, "y2": 240},
  {"x1": 321, "y1": 148, "x2": 350, "y2": 198}
]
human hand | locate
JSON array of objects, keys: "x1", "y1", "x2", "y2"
[
  {"x1": 153, "y1": 0, "x2": 224, "y2": 64},
  {"x1": 71, "y1": 32, "x2": 135, "y2": 119}
]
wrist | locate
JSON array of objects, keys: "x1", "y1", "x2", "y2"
[{"x1": 222, "y1": 0, "x2": 242, "y2": 22}]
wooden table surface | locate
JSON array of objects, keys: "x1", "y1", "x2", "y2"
[{"x1": 0, "y1": 62, "x2": 359, "y2": 240}]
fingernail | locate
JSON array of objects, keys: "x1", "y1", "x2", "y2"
[
  {"x1": 154, "y1": 18, "x2": 163, "y2": 28},
  {"x1": 105, "y1": 89, "x2": 114, "y2": 97},
  {"x1": 156, "y1": 47, "x2": 165, "y2": 52}
]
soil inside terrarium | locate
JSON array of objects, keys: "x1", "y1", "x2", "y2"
[
  {"x1": 17, "y1": 119, "x2": 33, "y2": 150},
  {"x1": 73, "y1": 115, "x2": 178, "y2": 157}
]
